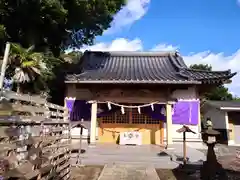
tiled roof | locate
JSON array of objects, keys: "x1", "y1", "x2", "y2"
[
  {"x1": 179, "y1": 68, "x2": 236, "y2": 84},
  {"x1": 65, "y1": 51, "x2": 236, "y2": 84}
]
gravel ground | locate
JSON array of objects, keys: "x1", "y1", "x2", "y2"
[
  {"x1": 198, "y1": 145, "x2": 240, "y2": 157},
  {"x1": 156, "y1": 168, "x2": 240, "y2": 180},
  {"x1": 155, "y1": 169, "x2": 187, "y2": 180},
  {"x1": 70, "y1": 165, "x2": 240, "y2": 180}
]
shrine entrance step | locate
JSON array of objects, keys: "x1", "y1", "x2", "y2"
[{"x1": 97, "y1": 164, "x2": 160, "y2": 180}]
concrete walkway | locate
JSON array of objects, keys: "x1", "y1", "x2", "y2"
[{"x1": 97, "y1": 164, "x2": 160, "y2": 180}]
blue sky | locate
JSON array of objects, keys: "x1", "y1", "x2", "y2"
[{"x1": 82, "y1": 0, "x2": 240, "y2": 96}]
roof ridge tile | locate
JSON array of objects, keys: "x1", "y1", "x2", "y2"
[{"x1": 85, "y1": 50, "x2": 178, "y2": 57}]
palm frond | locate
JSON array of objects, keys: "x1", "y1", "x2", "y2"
[
  {"x1": 22, "y1": 60, "x2": 37, "y2": 67},
  {"x1": 10, "y1": 43, "x2": 26, "y2": 55},
  {"x1": 29, "y1": 52, "x2": 44, "y2": 61},
  {"x1": 8, "y1": 43, "x2": 45, "y2": 85},
  {"x1": 13, "y1": 69, "x2": 30, "y2": 83},
  {"x1": 31, "y1": 67, "x2": 41, "y2": 74},
  {"x1": 26, "y1": 45, "x2": 35, "y2": 53}
]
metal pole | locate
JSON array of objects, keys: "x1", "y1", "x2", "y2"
[
  {"x1": 78, "y1": 126, "x2": 83, "y2": 165},
  {"x1": 77, "y1": 119, "x2": 84, "y2": 166},
  {"x1": 0, "y1": 42, "x2": 10, "y2": 90}
]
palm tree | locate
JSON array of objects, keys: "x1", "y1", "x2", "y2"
[{"x1": 8, "y1": 43, "x2": 45, "y2": 93}]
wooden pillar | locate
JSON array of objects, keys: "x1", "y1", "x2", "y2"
[
  {"x1": 64, "y1": 97, "x2": 67, "y2": 108},
  {"x1": 225, "y1": 112, "x2": 229, "y2": 131},
  {"x1": 166, "y1": 103, "x2": 173, "y2": 145},
  {"x1": 183, "y1": 131, "x2": 187, "y2": 165},
  {"x1": 225, "y1": 112, "x2": 232, "y2": 145},
  {"x1": 197, "y1": 100, "x2": 202, "y2": 136},
  {"x1": 90, "y1": 101, "x2": 97, "y2": 144},
  {"x1": 160, "y1": 121, "x2": 164, "y2": 145}
]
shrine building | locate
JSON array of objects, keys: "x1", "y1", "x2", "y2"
[{"x1": 64, "y1": 51, "x2": 236, "y2": 146}]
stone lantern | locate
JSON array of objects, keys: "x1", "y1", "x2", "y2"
[
  {"x1": 202, "y1": 127, "x2": 220, "y2": 145},
  {"x1": 201, "y1": 124, "x2": 223, "y2": 179}
]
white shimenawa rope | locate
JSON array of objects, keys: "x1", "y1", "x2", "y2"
[{"x1": 105, "y1": 101, "x2": 160, "y2": 109}]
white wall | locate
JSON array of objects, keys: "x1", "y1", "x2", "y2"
[
  {"x1": 71, "y1": 126, "x2": 98, "y2": 139},
  {"x1": 163, "y1": 123, "x2": 201, "y2": 141},
  {"x1": 203, "y1": 107, "x2": 227, "y2": 129},
  {"x1": 71, "y1": 127, "x2": 89, "y2": 138}
]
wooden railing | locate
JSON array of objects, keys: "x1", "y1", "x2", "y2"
[{"x1": 0, "y1": 90, "x2": 72, "y2": 180}]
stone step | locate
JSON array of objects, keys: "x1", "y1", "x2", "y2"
[
  {"x1": 72, "y1": 159, "x2": 178, "y2": 169},
  {"x1": 70, "y1": 156, "x2": 178, "y2": 169},
  {"x1": 84, "y1": 151, "x2": 163, "y2": 154},
  {"x1": 81, "y1": 150, "x2": 164, "y2": 155},
  {"x1": 71, "y1": 154, "x2": 171, "y2": 161},
  {"x1": 75, "y1": 153, "x2": 168, "y2": 157},
  {"x1": 80, "y1": 158, "x2": 171, "y2": 163},
  {"x1": 98, "y1": 164, "x2": 160, "y2": 180}
]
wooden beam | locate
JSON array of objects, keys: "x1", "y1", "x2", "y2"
[{"x1": 90, "y1": 102, "x2": 97, "y2": 144}]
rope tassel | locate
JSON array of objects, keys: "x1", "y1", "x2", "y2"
[
  {"x1": 107, "y1": 102, "x2": 112, "y2": 110},
  {"x1": 151, "y1": 103, "x2": 154, "y2": 111},
  {"x1": 138, "y1": 107, "x2": 141, "y2": 114},
  {"x1": 121, "y1": 106, "x2": 125, "y2": 114}
]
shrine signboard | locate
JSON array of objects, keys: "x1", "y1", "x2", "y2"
[{"x1": 120, "y1": 131, "x2": 142, "y2": 145}]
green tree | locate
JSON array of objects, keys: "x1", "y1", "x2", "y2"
[
  {"x1": 47, "y1": 51, "x2": 83, "y2": 105},
  {"x1": 7, "y1": 43, "x2": 46, "y2": 93},
  {"x1": 0, "y1": 0, "x2": 125, "y2": 104},
  {"x1": 0, "y1": 0, "x2": 125, "y2": 55},
  {"x1": 190, "y1": 64, "x2": 234, "y2": 101}
]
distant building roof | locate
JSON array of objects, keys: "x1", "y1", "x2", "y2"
[
  {"x1": 203, "y1": 100, "x2": 240, "y2": 111},
  {"x1": 65, "y1": 51, "x2": 236, "y2": 85}
]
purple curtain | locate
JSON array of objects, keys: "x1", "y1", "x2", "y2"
[
  {"x1": 142, "y1": 104, "x2": 166, "y2": 120},
  {"x1": 172, "y1": 100, "x2": 199, "y2": 125},
  {"x1": 65, "y1": 99, "x2": 119, "y2": 121},
  {"x1": 143, "y1": 100, "x2": 200, "y2": 125},
  {"x1": 66, "y1": 99, "x2": 91, "y2": 121}
]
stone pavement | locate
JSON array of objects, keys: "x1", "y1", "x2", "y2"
[
  {"x1": 97, "y1": 164, "x2": 160, "y2": 180},
  {"x1": 165, "y1": 143, "x2": 206, "y2": 163},
  {"x1": 71, "y1": 142, "x2": 179, "y2": 169}
]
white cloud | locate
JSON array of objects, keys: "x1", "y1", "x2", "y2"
[
  {"x1": 81, "y1": 38, "x2": 143, "y2": 51},
  {"x1": 81, "y1": 38, "x2": 240, "y2": 96},
  {"x1": 181, "y1": 51, "x2": 240, "y2": 96},
  {"x1": 104, "y1": 0, "x2": 151, "y2": 34},
  {"x1": 151, "y1": 44, "x2": 178, "y2": 51},
  {"x1": 237, "y1": 0, "x2": 240, "y2": 6}
]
